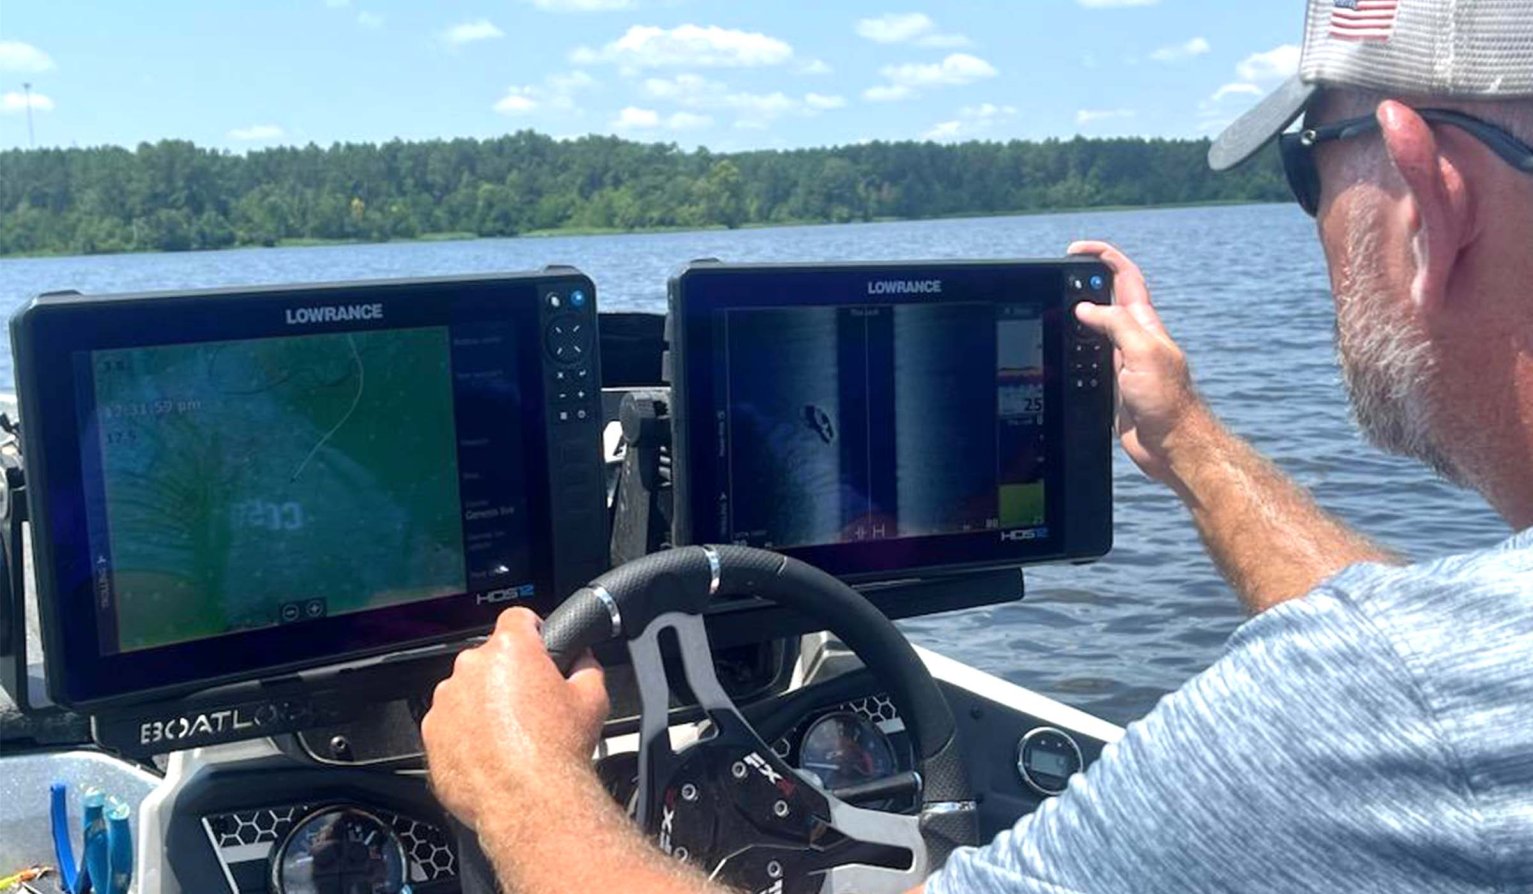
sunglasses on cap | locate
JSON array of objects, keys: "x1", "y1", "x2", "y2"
[{"x1": 1279, "y1": 107, "x2": 1533, "y2": 217}]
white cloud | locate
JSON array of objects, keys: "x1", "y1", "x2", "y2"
[
  {"x1": 525, "y1": 0, "x2": 635, "y2": 9},
  {"x1": 1150, "y1": 36, "x2": 1210, "y2": 63},
  {"x1": 495, "y1": 93, "x2": 540, "y2": 114},
  {"x1": 574, "y1": 24, "x2": 794, "y2": 69},
  {"x1": 799, "y1": 59, "x2": 833, "y2": 75},
  {"x1": 666, "y1": 111, "x2": 713, "y2": 130},
  {"x1": 1076, "y1": 0, "x2": 1158, "y2": 6},
  {"x1": 883, "y1": 53, "x2": 997, "y2": 87},
  {"x1": 642, "y1": 74, "x2": 844, "y2": 125},
  {"x1": 855, "y1": 12, "x2": 970, "y2": 47},
  {"x1": 494, "y1": 70, "x2": 598, "y2": 115},
  {"x1": 864, "y1": 52, "x2": 997, "y2": 101},
  {"x1": 922, "y1": 120, "x2": 964, "y2": 141},
  {"x1": 856, "y1": 12, "x2": 930, "y2": 43},
  {"x1": 864, "y1": 84, "x2": 914, "y2": 102},
  {"x1": 357, "y1": 11, "x2": 384, "y2": 27},
  {"x1": 613, "y1": 106, "x2": 661, "y2": 129},
  {"x1": 442, "y1": 19, "x2": 505, "y2": 45},
  {"x1": 1076, "y1": 108, "x2": 1136, "y2": 126},
  {"x1": 642, "y1": 73, "x2": 706, "y2": 101},
  {"x1": 1, "y1": 90, "x2": 54, "y2": 113},
  {"x1": 962, "y1": 102, "x2": 1017, "y2": 119},
  {"x1": 921, "y1": 102, "x2": 1018, "y2": 141},
  {"x1": 610, "y1": 107, "x2": 711, "y2": 131},
  {"x1": 1210, "y1": 82, "x2": 1263, "y2": 102},
  {"x1": 1237, "y1": 44, "x2": 1300, "y2": 82},
  {"x1": 0, "y1": 41, "x2": 55, "y2": 73},
  {"x1": 547, "y1": 70, "x2": 598, "y2": 94},
  {"x1": 228, "y1": 124, "x2": 284, "y2": 140}
]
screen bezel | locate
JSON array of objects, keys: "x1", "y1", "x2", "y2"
[
  {"x1": 15, "y1": 276, "x2": 575, "y2": 708},
  {"x1": 671, "y1": 260, "x2": 1107, "y2": 583}
]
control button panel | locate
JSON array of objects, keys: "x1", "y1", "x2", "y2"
[
  {"x1": 535, "y1": 275, "x2": 608, "y2": 592},
  {"x1": 1066, "y1": 271, "x2": 1112, "y2": 393},
  {"x1": 545, "y1": 316, "x2": 591, "y2": 365},
  {"x1": 540, "y1": 285, "x2": 599, "y2": 426}
]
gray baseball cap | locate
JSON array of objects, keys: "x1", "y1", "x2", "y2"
[{"x1": 1209, "y1": 0, "x2": 1533, "y2": 171}]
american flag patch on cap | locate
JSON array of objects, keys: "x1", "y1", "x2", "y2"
[{"x1": 1330, "y1": 0, "x2": 1399, "y2": 42}]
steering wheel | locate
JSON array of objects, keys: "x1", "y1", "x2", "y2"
[{"x1": 459, "y1": 545, "x2": 979, "y2": 894}]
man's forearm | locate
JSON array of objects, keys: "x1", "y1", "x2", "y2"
[
  {"x1": 1166, "y1": 412, "x2": 1397, "y2": 613},
  {"x1": 475, "y1": 767, "x2": 724, "y2": 894}
]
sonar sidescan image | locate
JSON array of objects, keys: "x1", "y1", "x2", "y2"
[{"x1": 721, "y1": 301, "x2": 1045, "y2": 549}]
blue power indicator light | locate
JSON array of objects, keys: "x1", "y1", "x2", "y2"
[
  {"x1": 1088, "y1": 275, "x2": 1105, "y2": 291},
  {"x1": 570, "y1": 289, "x2": 588, "y2": 308}
]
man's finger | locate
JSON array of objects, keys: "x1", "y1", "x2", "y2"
[
  {"x1": 1067, "y1": 241, "x2": 1156, "y2": 323},
  {"x1": 568, "y1": 651, "x2": 610, "y2": 720},
  {"x1": 1075, "y1": 302, "x2": 1158, "y2": 358},
  {"x1": 494, "y1": 605, "x2": 540, "y2": 637}
]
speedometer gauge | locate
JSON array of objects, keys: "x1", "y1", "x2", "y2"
[
  {"x1": 273, "y1": 806, "x2": 410, "y2": 894},
  {"x1": 797, "y1": 712, "x2": 897, "y2": 791}
]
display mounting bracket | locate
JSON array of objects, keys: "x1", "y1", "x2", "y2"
[{"x1": 0, "y1": 426, "x2": 57, "y2": 716}]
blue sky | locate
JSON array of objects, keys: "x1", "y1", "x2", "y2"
[{"x1": 0, "y1": 1, "x2": 1306, "y2": 153}]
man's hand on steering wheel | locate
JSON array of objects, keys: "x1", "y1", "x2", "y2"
[
  {"x1": 421, "y1": 608, "x2": 609, "y2": 831},
  {"x1": 420, "y1": 546, "x2": 974, "y2": 894}
]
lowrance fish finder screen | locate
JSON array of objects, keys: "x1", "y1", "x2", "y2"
[
  {"x1": 719, "y1": 303, "x2": 1045, "y2": 547},
  {"x1": 671, "y1": 261, "x2": 1114, "y2": 583},
  {"x1": 15, "y1": 273, "x2": 609, "y2": 707},
  {"x1": 79, "y1": 327, "x2": 504, "y2": 654}
]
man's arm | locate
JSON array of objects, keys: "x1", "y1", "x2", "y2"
[
  {"x1": 471, "y1": 774, "x2": 717, "y2": 894},
  {"x1": 925, "y1": 585, "x2": 1470, "y2": 894},
  {"x1": 421, "y1": 609, "x2": 723, "y2": 894},
  {"x1": 1069, "y1": 242, "x2": 1396, "y2": 613}
]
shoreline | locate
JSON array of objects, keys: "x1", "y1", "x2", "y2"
[{"x1": 0, "y1": 199, "x2": 1277, "y2": 261}]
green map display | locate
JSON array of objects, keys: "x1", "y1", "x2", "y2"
[{"x1": 90, "y1": 327, "x2": 466, "y2": 653}]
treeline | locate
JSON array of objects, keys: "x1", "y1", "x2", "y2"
[{"x1": 0, "y1": 131, "x2": 1287, "y2": 256}]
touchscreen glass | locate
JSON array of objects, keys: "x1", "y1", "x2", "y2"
[
  {"x1": 74, "y1": 323, "x2": 531, "y2": 655},
  {"x1": 714, "y1": 301, "x2": 1046, "y2": 550}
]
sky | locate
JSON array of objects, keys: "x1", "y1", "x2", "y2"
[{"x1": 0, "y1": 0, "x2": 1307, "y2": 153}]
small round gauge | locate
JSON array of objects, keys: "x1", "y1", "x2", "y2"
[
  {"x1": 797, "y1": 711, "x2": 898, "y2": 792},
  {"x1": 272, "y1": 806, "x2": 410, "y2": 894},
  {"x1": 1016, "y1": 727, "x2": 1083, "y2": 796}
]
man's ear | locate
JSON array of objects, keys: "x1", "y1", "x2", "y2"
[{"x1": 1376, "y1": 100, "x2": 1473, "y2": 311}]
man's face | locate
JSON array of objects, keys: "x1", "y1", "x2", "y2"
[{"x1": 1310, "y1": 95, "x2": 1465, "y2": 484}]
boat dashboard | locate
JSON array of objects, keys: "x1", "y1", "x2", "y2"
[
  {"x1": 2, "y1": 637, "x2": 1118, "y2": 894},
  {"x1": 0, "y1": 262, "x2": 1122, "y2": 893}
]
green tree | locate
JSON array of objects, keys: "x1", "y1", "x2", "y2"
[
  {"x1": 0, "y1": 134, "x2": 1289, "y2": 257},
  {"x1": 699, "y1": 159, "x2": 746, "y2": 229}
]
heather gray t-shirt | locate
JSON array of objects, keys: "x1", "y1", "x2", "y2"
[{"x1": 929, "y1": 530, "x2": 1533, "y2": 894}]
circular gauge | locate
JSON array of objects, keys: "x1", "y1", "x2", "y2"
[
  {"x1": 1016, "y1": 727, "x2": 1083, "y2": 796},
  {"x1": 272, "y1": 806, "x2": 410, "y2": 894},
  {"x1": 797, "y1": 711, "x2": 898, "y2": 792}
]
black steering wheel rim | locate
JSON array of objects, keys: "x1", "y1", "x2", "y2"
[{"x1": 541, "y1": 545, "x2": 979, "y2": 881}]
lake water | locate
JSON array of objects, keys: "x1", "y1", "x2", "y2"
[{"x1": 0, "y1": 204, "x2": 1508, "y2": 726}]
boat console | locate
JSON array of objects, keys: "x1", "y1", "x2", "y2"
[{"x1": 0, "y1": 259, "x2": 1123, "y2": 894}]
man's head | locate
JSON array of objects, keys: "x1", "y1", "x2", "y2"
[{"x1": 1210, "y1": 0, "x2": 1533, "y2": 522}]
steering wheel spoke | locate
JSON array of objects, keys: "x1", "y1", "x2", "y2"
[
  {"x1": 529, "y1": 546, "x2": 979, "y2": 894},
  {"x1": 815, "y1": 803, "x2": 928, "y2": 894},
  {"x1": 629, "y1": 612, "x2": 751, "y2": 829}
]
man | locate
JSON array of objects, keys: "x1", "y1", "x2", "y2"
[{"x1": 422, "y1": 0, "x2": 1533, "y2": 890}]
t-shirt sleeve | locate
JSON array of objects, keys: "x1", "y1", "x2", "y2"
[{"x1": 926, "y1": 585, "x2": 1483, "y2": 894}]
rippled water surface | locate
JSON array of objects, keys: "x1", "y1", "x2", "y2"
[{"x1": 0, "y1": 204, "x2": 1507, "y2": 725}]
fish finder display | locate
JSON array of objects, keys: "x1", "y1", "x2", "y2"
[
  {"x1": 716, "y1": 302, "x2": 1045, "y2": 550},
  {"x1": 75, "y1": 323, "x2": 531, "y2": 655}
]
